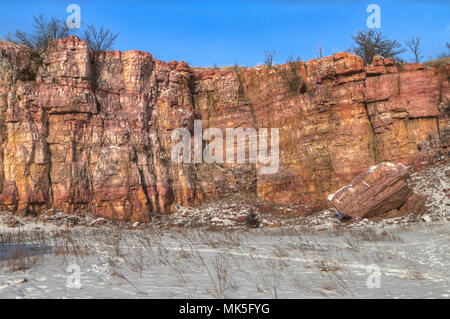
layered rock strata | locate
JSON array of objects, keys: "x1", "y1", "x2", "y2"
[{"x1": 0, "y1": 37, "x2": 448, "y2": 221}]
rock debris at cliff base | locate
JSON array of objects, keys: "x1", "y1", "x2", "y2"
[{"x1": 2, "y1": 160, "x2": 448, "y2": 230}]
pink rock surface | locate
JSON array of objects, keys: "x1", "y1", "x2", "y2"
[{"x1": 0, "y1": 37, "x2": 448, "y2": 221}]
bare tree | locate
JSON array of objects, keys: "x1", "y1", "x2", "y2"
[
  {"x1": 405, "y1": 36, "x2": 424, "y2": 63},
  {"x1": 5, "y1": 14, "x2": 72, "y2": 81},
  {"x1": 263, "y1": 50, "x2": 277, "y2": 68},
  {"x1": 286, "y1": 54, "x2": 301, "y2": 64},
  {"x1": 317, "y1": 44, "x2": 324, "y2": 59},
  {"x1": 81, "y1": 25, "x2": 119, "y2": 91},
  {"x1": 232, "y1": 59, "x2": 240, "y2": 73},
  {"x1": 82, "y1": 24, "x2": 119, "y2": 52},
  {"x1": 349, "y1": 29, "x2": 405, "y2": 64},
  {"x1": 6, "y1": 14, "x2": 71, "y2": 54}
]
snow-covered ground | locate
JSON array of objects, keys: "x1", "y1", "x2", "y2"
[
  {"x1": 0, "y1": 162, "x2": 448, "y2": 298},
  {"x1": 0, "y1": 221, "x2": 448, "y2": 298}
]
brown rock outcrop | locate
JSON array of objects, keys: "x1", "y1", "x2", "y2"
[{"x1": 0, "y1": 37, "x2": 448, "y2": 221}]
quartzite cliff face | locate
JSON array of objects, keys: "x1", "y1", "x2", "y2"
[{"x1": 0, "y1": 36, "x2": 448, "y2": 221}]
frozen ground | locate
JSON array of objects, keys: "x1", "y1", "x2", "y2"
[
  {"x1": 0, "y1": 162, "x2": 448, "y2": 298},
  {"x1": 0, "y1": 221, "x2": 448, "y2": 298}
]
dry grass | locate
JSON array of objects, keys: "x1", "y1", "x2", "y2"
[
  {"x1": 331, "y1": 226, "x2": 404, "y2": 243},
  {"x1": 423, "y1": 57, "x2": 450, "y2": 68},
  {"x1": 1, "y1": 219, "x2": 440, "y2": 298}
]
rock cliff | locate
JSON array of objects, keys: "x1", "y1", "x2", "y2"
[{"x1": 0, "y1": 36, "x2": 448, "y2": 221}]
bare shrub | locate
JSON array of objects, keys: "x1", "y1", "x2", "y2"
[
  {"x1": 81, "y1": 24, "x2": 119, "y2": 92},
  {"x1": 6, "y1": 14, "x2": 71, "y2": 53},
  {"x1": 405, "y1": 36, "x2": 424, "y2": 63},
  {"x1": 317, "y1": 44, "x2": 324, "y2": 59},
  {"x1": 436, "y1": 42, "x2": 450, "y2": 60},
  {"x1": 82, "y1": 24, "x2": 119, "y2": 52},
  {"x1": 245, "y1": 211, "x2": 260, "y2": 228},
  {"x1": 280, "y1": 57, "x2": 306, "y2": 96},
  {"x1": 233, "y1": 59, "x2": 240, "y2": 73},
  {"x1": 263, "y1": 50, "x2": 277, "y2": 69}
]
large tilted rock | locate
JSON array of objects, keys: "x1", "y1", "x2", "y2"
[{"x1": 327, "y1": 162, "x2": 413, "y2": 219}]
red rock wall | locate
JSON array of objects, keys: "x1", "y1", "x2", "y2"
[{"x1": 0, "y1": 36, "x2": 448, "y2": 220}]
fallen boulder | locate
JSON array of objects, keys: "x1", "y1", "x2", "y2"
[{"x1": 328, "y1": 162, "x2": 413, "y2": 219}]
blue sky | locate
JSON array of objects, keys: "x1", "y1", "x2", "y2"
[{"x1": 0, "y1": 0, "x2": 449, "y2": 67}]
